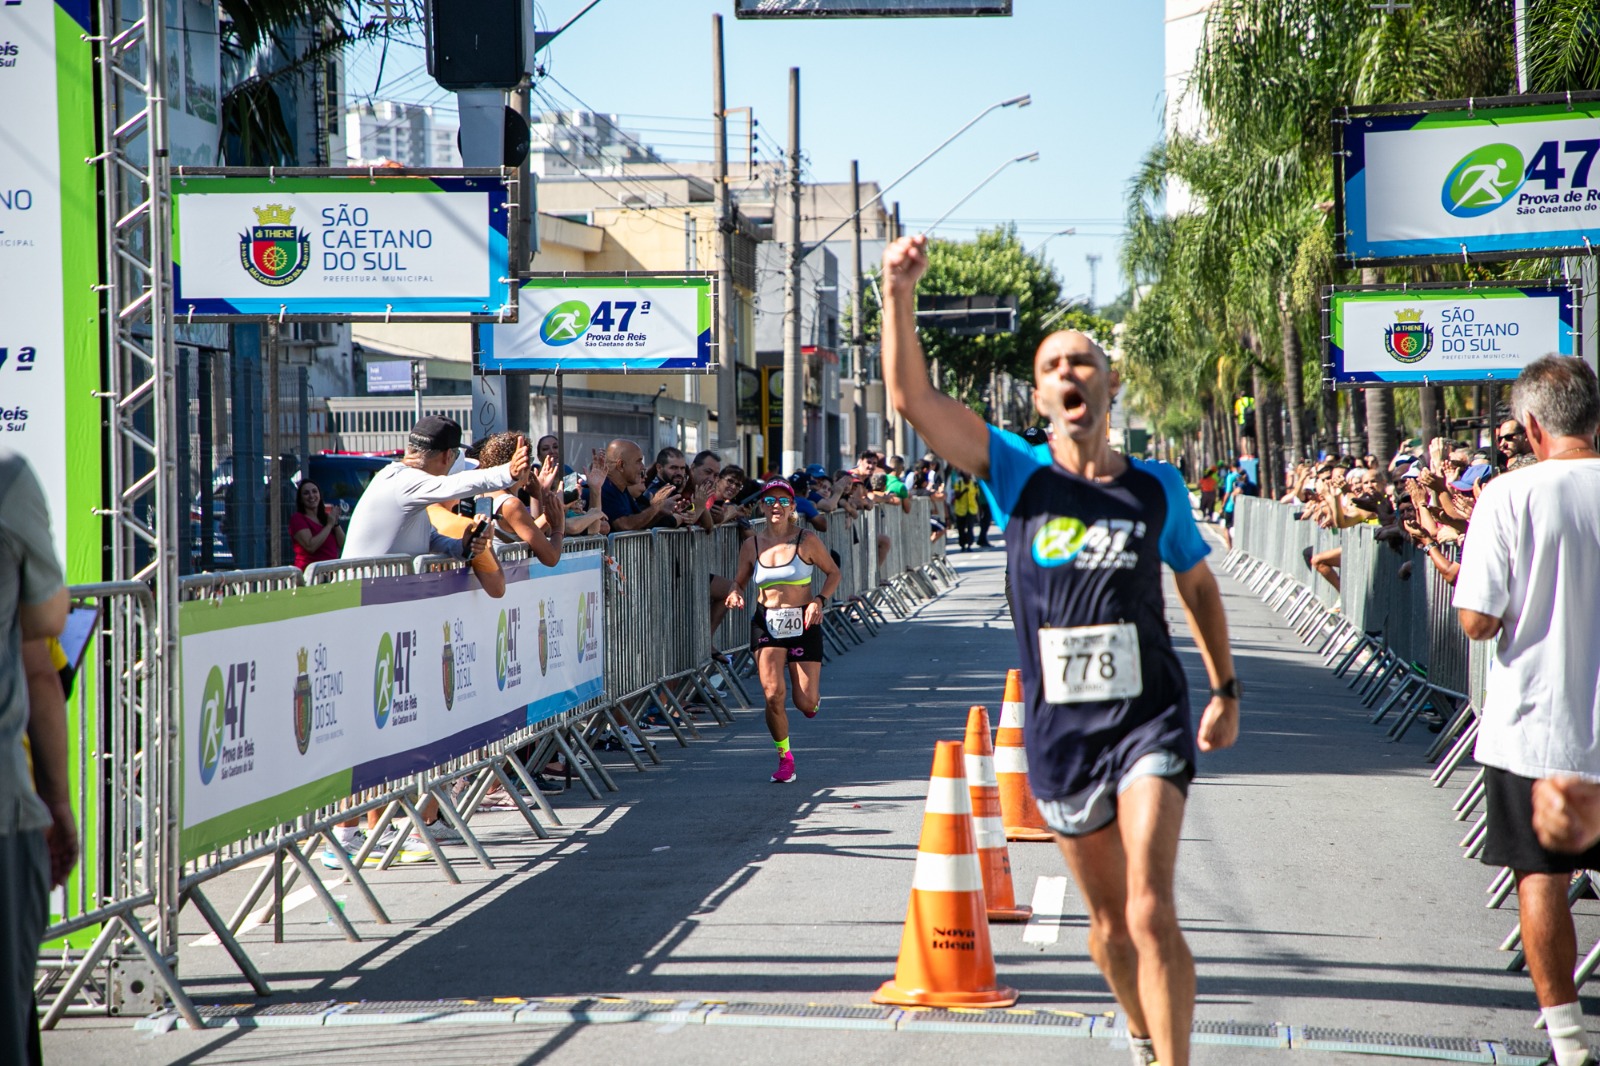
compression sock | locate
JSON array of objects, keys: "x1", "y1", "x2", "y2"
[
  {"x1": 774, "y1": 737, "x2": 790, "y2": 755},
  {"x1": 1543, "y1": 1002, "x2": 1591, "y2": 1066}
]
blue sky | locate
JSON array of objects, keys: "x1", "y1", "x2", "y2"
[{"x1": 346, "y1": 0, "x2": 1165, "y2": 308}]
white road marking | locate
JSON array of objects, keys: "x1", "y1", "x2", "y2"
[
  {"x1": 1022, "y1": 875, "x2": 1069, "y2": 947},
  {"x1": 188, "y1": 881, "x2": 334, "y2": 947}
]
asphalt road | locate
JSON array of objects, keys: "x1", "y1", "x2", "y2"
[{"x1": 43, "y1": 529, "x2": 1597, "y2": 1064}]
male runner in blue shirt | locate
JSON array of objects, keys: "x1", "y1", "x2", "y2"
[{"x1": 881, "y1": 234, "x2": 1239, "y2": 1066}]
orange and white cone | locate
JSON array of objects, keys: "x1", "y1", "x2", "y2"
[
  {"x1": 964, "y1": 706, "x2": 1032, "y2": 922},
  {"x1": 873, "y1": 740, "x2": 1019, "y2": 1009},
  {"x1": 995, "y1": 669, "x2": 1054, "y2": 842}
]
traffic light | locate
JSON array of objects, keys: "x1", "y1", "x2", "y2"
[{"x1": 424, "y1": 0, "x2": 526, "y2": 91}]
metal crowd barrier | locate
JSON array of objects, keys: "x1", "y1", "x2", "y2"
[
  {"x1": 1220, "y1": 500, "x2": 1572, "y2": 989},
  {"x1": 40, "y1": 499, "x2": 956, "y2": 1024}
]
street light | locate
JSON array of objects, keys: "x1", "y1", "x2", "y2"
[
  {"x1": 1034, "y1": 227, "x2": 1076, "y2": 253},
  {"x1": 801, "y1": 93, "x2": 1031, "y2": 255},
  {"x1": 922, "y1": 151, "x2": 1041, "y2": 238}
]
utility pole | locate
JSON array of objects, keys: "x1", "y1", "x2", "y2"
[
  {"x1": 850, "y1": 159, "x2": 865, "y2": 460},
  {"x1": 1085, "y1": 253, "x2": 1102, "y2": 312},
  {"x1": 713, "y1": 14, "x2": 737, "y2": 457},
  {"x1": 781, "y1": 67, "x2": 803, "y2": 474},
  {"x1": 504, "y1": 77, "x2": 532, "y2": 436}
]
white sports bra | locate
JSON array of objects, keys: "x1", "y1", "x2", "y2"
[{"x1": 754, "y1": 532, "x2": 814, "y2": 589}]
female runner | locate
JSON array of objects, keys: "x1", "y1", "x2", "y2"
[{"x1": 725, "y1": 478, "x2": 840, "y2": 783}]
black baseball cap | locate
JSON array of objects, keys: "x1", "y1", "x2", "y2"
[{"x1": 408, "y1": 415, "x2": 463, "y2": 452}]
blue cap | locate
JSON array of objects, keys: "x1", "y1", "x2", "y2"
[{"x1": 805, "y1": 463, "x2": 828, "y2": 479}]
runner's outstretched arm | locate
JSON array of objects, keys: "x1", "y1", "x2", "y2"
[
  {"x1": 881, "y1": 236, "x2": 990, "y2": 478},
  {"x1": 1172, "y1": 560, "x2": 1240, "y2": 752}
]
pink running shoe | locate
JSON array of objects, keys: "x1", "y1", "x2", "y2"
[{"x1": 771, "y1": 751, "x2": 796, "y2": 784}]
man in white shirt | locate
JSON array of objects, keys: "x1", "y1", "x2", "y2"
[
  {"x1": 343, "y1": 416, "x2": 529, "y2": 561},
  {"x1": 1454, "y1": 354, "x2": 1600, "y2": 1066}
]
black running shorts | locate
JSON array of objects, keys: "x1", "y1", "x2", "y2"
[{"x1": 1482, "y1": 766, "x2": 1600, "y2": 874}]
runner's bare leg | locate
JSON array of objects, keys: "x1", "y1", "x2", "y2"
[
  {"x1": 757, "y1": 648, "x2": 791, "y2": 742},
  {"x1": 1056, "y1": 820, "x2": 1146, "y2": 1039},
  {"x1": 788, "y1": 661, "x2": 822, "y2": 716},
  {"x1": 1517, "y1": 869, "x2": 1581, "y2": 1007},
  {"x1": 1119, "y1": 775, "x2": 1194, "y2": 1066}
]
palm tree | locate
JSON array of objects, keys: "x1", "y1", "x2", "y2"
[{"x1": 1122, "y1": 0, "x2": 1522, "y2": 471}]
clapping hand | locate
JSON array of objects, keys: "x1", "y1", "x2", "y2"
[
  {"x1": 508, "y1": 435, "x2": 531, "y2": 482},
  {"x1": 650, "y1": 482, "x2": 679, "y2": 508},
  {"x1": 535, "y1": 454, "x2": 561, "y2": 493}
]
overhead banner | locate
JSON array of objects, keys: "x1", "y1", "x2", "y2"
[
  {"x1": 0, "y1": 0, "x2": 101, "y2": 582},
  {"x1": 481, "y1": 274, "x2": 713, "y2": 372},
  {"x1": 735, "y1": 0, "x2": 1010, "y2": 14},
  {"x1": 177, "y1": 553, "x2": 604, "y2": 861},
  {"x1": 1326, "y1": 284, "x2": 1579, "y2": 387},
  {"x1": 1340, "y1": 94, "x2": 1600, "y2": 263},
  {"x1": 170, "y1": 173, "x2": 514, "y2": 319}
]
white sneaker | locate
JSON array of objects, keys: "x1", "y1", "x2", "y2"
[
  {"x1": 419, "y1": 822, "x2": 464, "y2": 845},
  {"x1": 618, "y1": 727, "x2": 649, "y2": 751}
]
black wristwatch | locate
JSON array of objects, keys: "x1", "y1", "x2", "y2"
[{"x1": 1210, "y1": 678, "x2": 1242, "y2": 700}]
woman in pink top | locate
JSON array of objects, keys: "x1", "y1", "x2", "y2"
[{"x1": 289, "y1": 480, "x2": 344, "y2": 570}]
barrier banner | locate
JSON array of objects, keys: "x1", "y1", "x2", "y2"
[
  {"x1": 178, "y1": 552, "x2": 604, "y2": 861},
  {"x1": 1326, "y1": 283, "x2": 1578, "y2": 386},
  {"x1": 1340, "y1": 95, "x2": 1600, "y2": 263},
  {"x1": 481, "y1": 274, "x2": 712, "y2": 372},
  {"x1": 170, "y1": 174, "x2": 512, "y2": 319}
]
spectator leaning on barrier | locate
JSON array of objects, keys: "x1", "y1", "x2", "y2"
[
  {"x1": 476, "y1": 432, "x2": 565, "y2": 567},
  {"x1": 596, "y1": 439, "x2": 680, "y2": 531},
  {"x1": 1452, "y1": 355, "x2": 1600, "y2": 1066},
  {"x1": 343, "y1": 416, "x2": 526, "y2": 561},
  {"x1": 1, "y1": 448, "x2": 76, "y2": 1066}
]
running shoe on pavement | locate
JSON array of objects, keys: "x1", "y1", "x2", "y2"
[
  {"x1": 771, "y1": 751, "x2": 796, "y2": 784},
  {"x1": 320, "y1": 830, "x2": 365, "y2": 870},
  {"x1": 1128, "y1": 1035, "x2": 1157, "y2": 1066}
]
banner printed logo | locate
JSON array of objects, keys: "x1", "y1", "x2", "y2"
[
  {"x1": 537, "y1": 600, "x2": 549, "y2": 676},
  {"x1": 373, "y1": 631, "x2": 394, "y2": 728},
  {"x1": 293, "y1": 647, "x2": 312, "y2": 755},
  {"x1": 540, "y1": 300, "x2": 592, "y2": 346},
  {"x1": 1031, "y1": 516, "x2": 1089, "y2": 568},
  {"x1": 240, "y1": 204, "x2": 311, "y2": 287},
  {"x1": 198, "y1": 666, "x2": 227, "y2": 785},
  {"x1": 1385, "y1": 308, "x2": 1434, "y2": 364},
  {"x1": 1442, "y1": 143, "x2": 1527, "y2": 218},
  {"x1": 442, "y1": 621, "x2": 456, "y2": 710}
]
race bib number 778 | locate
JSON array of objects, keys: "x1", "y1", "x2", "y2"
[{"x1": 1039, "y1": 622, "x2": 1142, "y2": 704}]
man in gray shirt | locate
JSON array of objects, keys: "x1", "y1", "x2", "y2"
[
  {"x1": 343, "y1": 416, "x2": 530, "y2": 560},
  {"x1": 1, "y1": 448, "x2": 71, "y2": 1066}
]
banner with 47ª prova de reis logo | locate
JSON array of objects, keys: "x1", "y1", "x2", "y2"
[
  {"x1": 481, "y1": 275, "x2": 712, "y2": 371},
  {"x1": 177, "y1": 552, "x2": 604, "y2": 861},
  {"x1": 1342, "y1": 97, "x2": 1600, "y2": 263}
]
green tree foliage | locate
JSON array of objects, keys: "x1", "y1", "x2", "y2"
[
  {"x1": 220, "y1": 0, "x2": 417, "y2": 165},
  {"x1": 1120, "y1": 0, "x2": 1537, "y2": 478},
  {"x1": 864, "y1": 225, "x2": 1112, "y2": 414}
]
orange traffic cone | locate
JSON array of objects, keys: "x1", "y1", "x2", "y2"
[
  {"x1": 873, "y1": 740, "x2": 1018, "y2": 1009},
  {"x1": 964, "y1": 706, "x2": 1032, "y2": 922},
  {"x1": 995, "y1": 670, "x2": 1054, "y2": 842}
]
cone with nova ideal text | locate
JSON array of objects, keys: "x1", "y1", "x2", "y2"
[
  {"x1": 995, "y1": 669, "x2": 1053, "y2": 841},
  {"x1": 873, "y1": 740, "x2": 1019, "y2": 1008},
  {"x1": 964, "y1": 705, "x2": 1032, "y2": 922}
]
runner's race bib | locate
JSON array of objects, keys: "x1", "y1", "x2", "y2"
[
  {"x1": 766, "y1": 607, "x2": 805, "y2": 639},
  {"x1": 1039, "y1": 622, "x2": 1142, "y2": 704}
]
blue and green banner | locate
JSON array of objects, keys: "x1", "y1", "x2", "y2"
[
  {"x1": 171, "y1": 175, "x2": 512, "y2": 318},
  {"x1": 1326, "y1": 283, "x2": 1578, "y2": 386},
  {"x1": 1341, "y1": 94, "x2": 1600, "y2": 263},
  {"x1": 481, "y1": 274, "x2": 713, "y2": 371},
  {"x1": 177, "y1": 552, "x2": 604, "y2": 861}
]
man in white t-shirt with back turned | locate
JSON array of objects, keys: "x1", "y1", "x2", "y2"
[
  {"x1": 343, "y1": 416, "x2": 528, "y2": 561},
  {"x1": 1454, "y1": 354, "x2": 1600, "y2": 1066}
]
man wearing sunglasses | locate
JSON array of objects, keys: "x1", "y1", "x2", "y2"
[
  {"x1": 881, "y1": 234, "x2": 1239, "y2": 1066},
  {"x1": 1497, "y1": 419, "x2": 1532, "y2": 468}
]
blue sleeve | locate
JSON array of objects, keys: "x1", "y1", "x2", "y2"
[
  {"x1": 978, "y1": 424, "x2": 1048, "y2": 530},
  {"x1": 600, "y1": 479, "x2": 634, "y2": 521},
  {"x1": 1135, "y1": 458, "x2": 1209, "y2": 572},
  {"x1": 429, "y1": 529, "x2": 465, "y2": 558},
  {"x1": 793, "y1": 497, "x2": 819, "y2": 518}
]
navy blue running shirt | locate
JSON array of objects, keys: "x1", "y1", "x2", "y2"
[{"x1": 981, "y1": 425, "x2": 1210, "y2": 801}]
